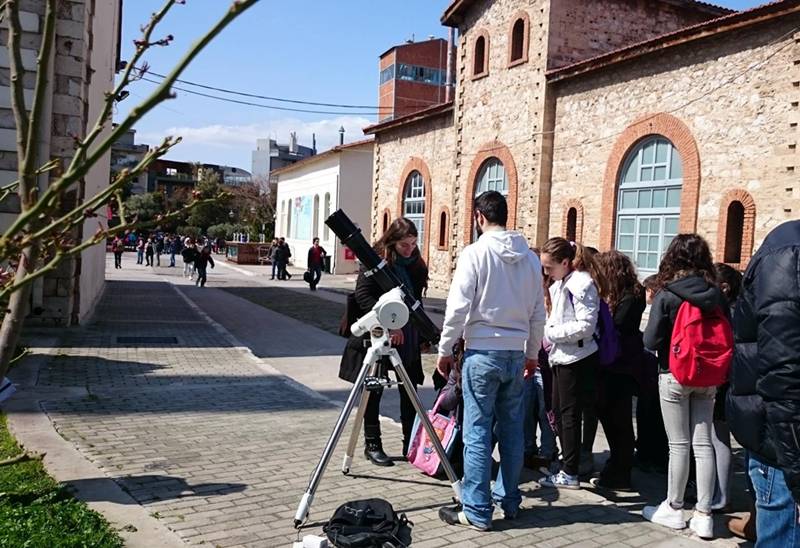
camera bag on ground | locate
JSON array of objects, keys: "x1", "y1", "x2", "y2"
[{"x1": 322, "y1": 498, "x2": 412, "y2": 548}]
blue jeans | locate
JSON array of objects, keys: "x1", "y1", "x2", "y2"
[
  {"x1": 523, "y1": 370, "x2": 556, "y2": 459},
  {"x1": 462, "y1": 349, "x2": 525, "y2": 528},
  {"x1": 749, "y1": 454, "x2": 800, "y2": 547}
]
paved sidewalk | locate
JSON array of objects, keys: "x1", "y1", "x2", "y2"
[{"x1": 2, "y1": 253, "x2": 749, "y2": 547}]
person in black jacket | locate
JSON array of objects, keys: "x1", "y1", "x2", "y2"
[
  {"x1": 338, "y1": 218, "x2": 428, "y2": 467},
  {"x1": 194, "y1": 246, "x2": 215, "y2": 287},
  {"x1": 727, "y1": 220, "x2": 800, "y2": 546},
  {"x1": 642, "y1": 234, "x2": 727, "y2": 540},
  {"x1": 591, "y1": 250, "x2": 646, "y2": 491}
]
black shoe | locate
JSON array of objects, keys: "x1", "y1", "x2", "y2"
[
  {"x1": 589, "y1": 475, "x2": 633, "y2": 492},
  {"x1": 364, "y1": 443, "x2": 394, "y2": 467},
  {"x1": 438, "y1": 505, "x2": 491, "y2": 531}
]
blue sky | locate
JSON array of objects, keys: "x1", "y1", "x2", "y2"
[{"x1": 116, "y1": 0, "x2": 764, "y2": 171}]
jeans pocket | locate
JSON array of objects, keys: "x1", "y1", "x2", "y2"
[{"x1": 751, "y1": 461, "x2": 774, "y2": 504}]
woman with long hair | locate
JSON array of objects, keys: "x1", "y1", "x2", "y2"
[
  {"x1": 591, "y1": 250, "x2": 646, "y2": 491},
  {"x1": 642, "y1": 234, "x2": 727, "y2": 539},
  {"x1": 338, "y1": 218, "x2": 429, "y2": 466},
  {"x1": 539, "y1": 237, "x2": 603, "y2": 489}
]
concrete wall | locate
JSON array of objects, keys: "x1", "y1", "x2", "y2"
[
  {"x1": 79, "y1": 0, "x2": 120, "y2": 324},
  {"x1": 338, "y1": 146, "x2": 375, "y2": 274},
  {"x1": 549, "y1": 15, "x2": 800, "y2": 268}
]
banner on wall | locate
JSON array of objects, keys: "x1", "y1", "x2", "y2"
[{"x1": 293, "y1": 195, "x2": 313, "y2": 240}]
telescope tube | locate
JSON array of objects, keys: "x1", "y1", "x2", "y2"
[{"x1": 325, "y1": 210, "x2": 441, "y2": 345}]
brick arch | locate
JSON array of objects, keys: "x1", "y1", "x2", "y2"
[
  {"x1": 463, "y1": 141, "x2": 519, "y2": 245},
  {"x1": 472, "y1": 29, "x2": 490, "y2": 79},
  {"x1": 717, "y1": 188, "x2": 756, "y2": 270},
  {"x1": 599, "y1": 113, "x2": 700, "y2": 251},
  {"x1": 507, "y1": 10, "x2": 530, "y2": 67},
  {"x1": 396, "y1": 157, "x2": 433, "y2": 263},
  {"x1": 437, "y1": 206, "x2": 451, "y2": 251},
  {"x1": 562, "y1": 198, "x2": 584, "y2": 243}
]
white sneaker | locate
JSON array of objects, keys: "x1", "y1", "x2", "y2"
[
  {"x1": 540, "y1": 470, "x2": 580, "y2": 490},
  {"x1": 689, "y1": 511, "x2": 714, "y2": 539},
  {"x1": 642, "y1": 500, "x2": 686, "y2": 530}
]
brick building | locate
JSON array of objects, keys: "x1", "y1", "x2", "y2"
[
  {"x1": 378, "y1": 38, "x2": 451, "y2": 122},
  {"x1": 366, "y1": 0, "x2": 800, "y2": 290}
]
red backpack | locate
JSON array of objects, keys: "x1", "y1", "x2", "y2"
[{"x1": 668, "y1": 299, "x2": 733, "y2": 387}]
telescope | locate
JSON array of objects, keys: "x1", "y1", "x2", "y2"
[{"x1": 324, "y1": 209, "x2": 441, "y2": 345}]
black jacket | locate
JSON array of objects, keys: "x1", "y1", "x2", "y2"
[
  {"x1": 195, "y1": 253, "x2": 215, "y2": 270},
  {"x1": 727, "y1": 220, "x2": 800, "y2": 503},
  {"x1": 643, "y1": 275, "x2": 727, "y2": 373},
  {"x1": 338, "y1": 261, "x2": 426, "y2": 386},
  {"x1": 611, "y1": 291, "x2": 646, "y2": 379},
  {"x1": 181, "y1": 247, "x2": 198, "y2": 263}
]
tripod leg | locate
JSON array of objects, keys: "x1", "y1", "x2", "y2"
[
  {"x1": 293, "y1": 347, "x2": 380, "y2": 528},
  {"x1": 342, "y1": 358, "x2": 379, "y2": 474},
  {"x1": 389, "y1": 350, "x2": 463, "y2": 502}
]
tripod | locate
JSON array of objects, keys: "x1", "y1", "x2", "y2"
[{"x1": 294, "y1": 291, "x2": 462, "y2": 527}]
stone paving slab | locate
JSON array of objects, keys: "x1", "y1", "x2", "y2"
[{"x1": 6, "y1": 256, "x2": 748, "y2": 547}]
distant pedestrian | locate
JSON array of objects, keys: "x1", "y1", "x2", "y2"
[
  {"x1": 155, "y1": 236, "x2": 164, "y2": 266},
  {"x1": 194, "y1": 246, "x2": 215, "y2": 288},
  {"x1": 168, "y1": 236, "x2": 179, "y2": 267},
  {"x1": 112, "y1": 236, "x2": 125, "y2": 269},
  {"x1": 306, "y1": 237, "x2": 327, "y2": 291},
  {"x1": 181, "y1": 241, "x2": 198, "y2": 278},
  {"x1": 269, "y1": 239, "x2": 280, "y2": 280},
  {"x1": 145, "y1": 237, "x2": 155, "y2": 267},
  {"x1": 275, "y1": 237, "x2": 292, "y2": 280},
  {"x1": 136, "y1": 237, "x2": 145, "y2": 264}
]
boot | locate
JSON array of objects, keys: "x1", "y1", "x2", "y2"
[
  {"x1": 728, "y1": 512, "x2": 756, "y2": 542},
  {"x1": 364, "y1": 425, "x2": 394, "y2": 467}
]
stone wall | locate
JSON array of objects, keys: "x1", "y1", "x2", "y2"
[
  {"x1": 372, "y1": 111, "x2": 456, "y2": 291},
  {"x1": 547, "y1": 0, "x2": 725, "y2": 69},
  {"x1": 549, "y1": 15, "x2": 800, "y2": 265}
]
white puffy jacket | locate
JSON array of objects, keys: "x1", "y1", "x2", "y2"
[{"x1": 545, "y1": 270, "x2": 600, "y2": 366}]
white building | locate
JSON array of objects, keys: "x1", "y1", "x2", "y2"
[{"x1": 273, "y1": 140, "x2": 374, "y2": 275}]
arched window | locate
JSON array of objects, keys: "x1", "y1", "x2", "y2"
[
  {"x1": 403, "y1": 171, "x2": 426, "y2": 247},
  {"x1": 382, "y1": 210, "x2": 390, "y2": 234},
  {"x1": 566, "y1": 208, "x2": 577, "y2": 242},
  {"x1": 323, "y1": 192, "x2": 331, "y2": 241},
  {"x1": 473, "y1": 35, "x2": 487, "y2": 77},
  {"x1": 616, "y1": 137, "x2": 683, "y2": 273},
  {"x1": 472, "y1": 158, "x2": 507, "y2": 241},
  {"x1": 476, "y1": 158, "x2": 508, "y2": 196},
  {"x1": 438, "y1": 209, "x2": 449, "y2": 249},
  {"x1": 313, "y1": 195, "x2": 320, "y2": 238},
  {"x1": 724, "y1": 201, "x2": 745, "y2": 264},
  {"x1": 510, "y1": 18, "x2": 526, "y2": 63},
  {"x1": 287, "y1": 198, "x2": 293, "y2": 238}
]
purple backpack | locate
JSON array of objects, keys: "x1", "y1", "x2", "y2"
[
  {"x1": 568, "y1": 292, "x2": 621, "y2": 368},
  {"x1": 595, "y1": 300, "x2": 622, "y2": 367}
]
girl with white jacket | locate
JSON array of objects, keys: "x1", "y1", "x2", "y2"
[{"x1": 539, "y1": 238, "x2": 602, "y2": 489}]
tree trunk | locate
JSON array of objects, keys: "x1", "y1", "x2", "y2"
[{"x1": 0, "y1": 244, "x2": 38, "y2": 380}]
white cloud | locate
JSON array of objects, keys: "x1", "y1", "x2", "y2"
[{"x1": 137, "y1": 115, "x2": 373, "y2": 168}]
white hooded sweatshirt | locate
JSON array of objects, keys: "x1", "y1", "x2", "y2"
[{"x1": 439, "y1": 229, "x2": 546, "y2": 359}]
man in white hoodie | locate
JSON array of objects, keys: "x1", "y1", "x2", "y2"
[{"x1": 437, "y1": 191, "x2": 546, "y2": 531}]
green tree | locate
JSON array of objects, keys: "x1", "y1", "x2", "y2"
[
  {"x1": 123, "y1": 192, "x2": 166, "y2": 225},
  {"x1": 186, "y1": 168, "x2": 230, "y2": 231}
]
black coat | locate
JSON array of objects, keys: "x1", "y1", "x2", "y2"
[
  {"x1": 727, "y1": 220, "x2": 800, "y2": 503},
  {"x1": 338, "y1": 262, "x2": 426, "y2": 386},
  {"x1": 610, "y1": 291, "x2": 646, "y2": 380},
  {"x1": 643, "y1": 275, "x2": 727, "y2": 373}
]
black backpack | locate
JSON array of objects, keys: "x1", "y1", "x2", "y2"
[{"x1": 323, "y1": 498, "x2": 412, "y2": 548}]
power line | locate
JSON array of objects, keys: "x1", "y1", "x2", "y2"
[
  {"x1": 142, "y1": 69, "x2": 391, "y2": 111},
  {"x1": 139, "y1": 77, "x2": 380, "y2": 116}
]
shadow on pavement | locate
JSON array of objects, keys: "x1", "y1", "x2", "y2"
[{"x1": 64, "y1": 475, "x2": 247, "y2": 503}]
